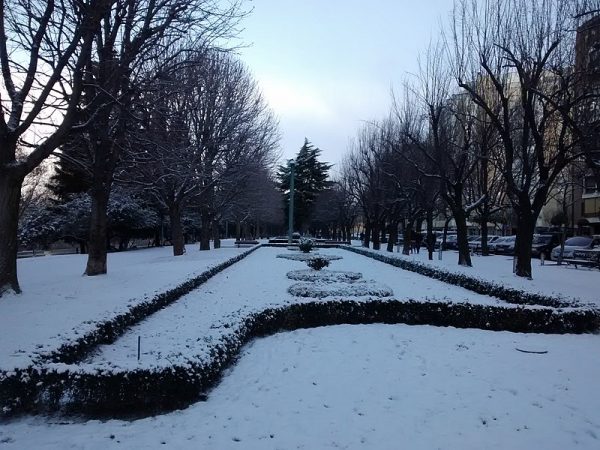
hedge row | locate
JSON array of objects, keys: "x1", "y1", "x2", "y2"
[
  {"x1": 2, "y1": 298, "x2": 598, "y2": 418},
  {"x1": 343, "y1": 246, "x2": 588, "y2": 309},
  {"x1": 39, "y1": 245, "x2": 261, "y2": 366},
  {"x1": 0, "y1": 245, "x2": 260, "y2": 416}
]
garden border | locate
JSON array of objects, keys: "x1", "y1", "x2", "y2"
[
  {"x1": 1, "y1": 297, "x2": 598, "y2": 418},
  {"x1": 342, "y1": 246, "x2": 589, "y2": 309},
  {"x1": 3, "y1": 243, "x2": 600, "y2": 419},
  {"x1": 0, "y1": 244, "x2": 261, "y2": 416}
]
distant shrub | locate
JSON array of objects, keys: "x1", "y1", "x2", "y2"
[
  {"x1": 343, "y1": 246, "x2": 582, "y2": 308},
  {"x1": 3, "y1": 299, "x2": 597, "y2": 418},
  {"x1": 306, "y1": 256, "x2": 330, "y2": 271},
  {"x1": 286, "y1": 270, "x2": 362, "y2": 282},
  {"x1": 298, "y1": 237, "x2": 314, "y2": 253}
]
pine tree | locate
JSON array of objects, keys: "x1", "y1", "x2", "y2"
[
  {"x1": 46, "y1": 137, "x2": 92, "y2": 203},
  {"x1": 277, "y1": 139, "x2": 332, "y2": 232}
]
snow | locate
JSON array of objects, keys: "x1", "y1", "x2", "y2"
[
  {"x1": 359, "y1": 244, "x2": 600, "y2": 306},
  {"x1": 2, "y1": 324, "x2": 599, "y2": 449},
  {"x1": 0, "y1": 242, "x2": 252, "y2": 370},
  {"x1": 1, "y1": 243, "x2": 599, "y2": 448},
  {"x1": 75, "y1": 247, "x2": 503, "y2": 372}
]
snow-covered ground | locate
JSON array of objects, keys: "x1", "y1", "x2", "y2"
[
  {"x1": 3, "y1": 324, "x2": 599, "y2": 450},
  {"x1": 358, "y1": 244, "x2": 600, "y2": 305},
  {"x1": 2, "y1": 243, "x2": 599, "y2": 449},
  {"x1": 0, "y1": 242, "x2": 250, "y2": 369},
  {"x1": 78, "y1": 247, "x2": 503, "y2": 372}
]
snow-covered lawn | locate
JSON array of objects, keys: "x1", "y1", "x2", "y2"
[
  {"x1": 0, "y1": 242, "x2": 251, "y2": 370},
  {"x1": 1, "y1": 243, "x2": 599, "y2": 448},
  {"x1": 79, "y1": 247, "x2": 502, "y2": 372},
  {"x1": 359, "y1": 244, "x2": 600, "y2": 305},
  {"x1": 2, "y1": 324, "x2": 599, "y2": 450}
]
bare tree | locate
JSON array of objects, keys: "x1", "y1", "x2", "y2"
[
  {"x1": 182, "y1": 52, "x2": 278, "y2": 250},
  {"x1": 394, "y1": 41, "x2": 484, "y2": 266},
  {"x1": 124, "y1": 49, "x2": 278, "y2": 254},
  {"x1": 0, "y1": 1, "x2": 112, "y2": 295},
  {"x1": 124, "y1": 56, "x2": 199, "y2": 256},
  {"x1": 452, "y1": 0, "x2": 586, "y2": 277},
  {"x1": 344, "y1": 123, "x2": 389, "y2": 250},
  {"x1": 223, "y1": 166, "x2": 283, "y2": 239},
  {"x1": 67, "y1": 0, "x2": 246, "y2": 275}
]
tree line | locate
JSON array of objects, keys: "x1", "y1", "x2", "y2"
[
  {"x1": 0, "y1": 0, "x2": 281, "y2": 296},
  {"x1": 339, "y1": 0, "x2": 600, "y2": 278}
]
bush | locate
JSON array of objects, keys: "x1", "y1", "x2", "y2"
[
  {"x1": 306, "y1": 256, "x2": 330, "y2": 270},
  {"x1": 298, "y1": 237, "x2": 314, "y2": 253},
  {"x1": 343, "y1": 246, "x2": 583, "y2": 308},
  {"x1": 2, "y1": 298, "x2": 598, "y2": 418}
]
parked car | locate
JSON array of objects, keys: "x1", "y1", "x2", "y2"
[
  {"x1": 551, "y1": 236, "x2": 600, "y2": 261},
  {"x1": 441, "y1": 234, "x2": 458, "y2": 250},
  {"x1": 494, "y1": 236, "x2": 516, "y2": 255},
  {"x1": 467, "y1": 236, "x2": 481, "y2": 250},
  {"x1": 471, "y1": 235, "x2": 501, "y2": 253},
  {"x1": 531, "y1": 234, "x2": 561, "y2": 260}
]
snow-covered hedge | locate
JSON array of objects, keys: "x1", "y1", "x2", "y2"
[
  {"x1": 286, "y1": 269, "x2": 363, "y2": 283},
  {"x1": 288, "y1": 281, "x2": 394, "y2": 298},
  {"x1": 343, "y1": 246, "x2": 584, "y2": 309},
  {"x1": 38, "y1": 245, "x2": 261, "y2": 366},
  {"x1": 2, "y1": 298, "x2": 598, "y2": 418},
  {"x1": 276, "y1": 253, "x2": 342, "y2": 262}
]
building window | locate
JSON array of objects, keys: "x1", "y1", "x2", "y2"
[
  {"x1": 585, "y1": 176, "x2": 599, "y2": 194},
  {"x1": 583, "y1": 198, "x2": 600, "y2": 216}
]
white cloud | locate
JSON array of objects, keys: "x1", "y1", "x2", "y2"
[{"x1": 260, "y1": 77, "x2": 334, "y2": 121}]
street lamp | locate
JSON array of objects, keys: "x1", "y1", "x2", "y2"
[{"x1": 288, "y1": 159, "x2": 296, "y2": 245}]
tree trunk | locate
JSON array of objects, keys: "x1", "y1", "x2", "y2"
[
  {"x1": 85, "y1": 186, "x2": 110, "y2": 276},
  {"x1": 454, "y1": 210, "x2": 472, "y2": 266},
  {"x1": 372, "y1": 223, "x2": 381, "y2": 250},
  {"x1": 199, "y1": 209, "x2": 211, "y2": 250},
  {"x1": 0, "y1": 173, "x2": 24, "y2": 295},
  {"x1": 480, "y1": 218, "x2": 489, "y2": 256},
  {"x1": 514, "y1": 211, "x2": 536, "y2": 278},
  {"x1": 403, "y1": 221, "x2": 413, "y2": 255},
  {"x1": 236, "y1": 220, "x2": 241, "y2": 240},
  {"x1": 386, "y1": 222, "x2": 397, "y2": 252},
  {"x1": 212, "y1": 220, "x2": 221, "y2": 249},
  {"x1": 426, "y1": 209, "x2": 434, "y2": 260},
  {"x1": 363, "y1": 223, "x2": 371, "y2": 248},
  {"x1": 169, "y1": 204, "x2": 185, "y2": 256}
]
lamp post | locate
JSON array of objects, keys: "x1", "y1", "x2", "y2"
[{"x1": 288, "y1": 159, "x2": 296, "y2": 245}]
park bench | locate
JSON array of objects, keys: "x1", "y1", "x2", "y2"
[
  {"x1": 234, "y1": 240, "x2": 259, "y2": 248},
  {"x1": 16, "y1": 250, "x2": 44, "y2": 258},
  {"x1": 562, "y1": 249, "x2": 600, "y2": 269},
  {"x1": 563, "y1": 258, "x2": 600, "y2": 269},
  {"x1": 49, "y1": 248, "x2": 78, "y2": 255}
]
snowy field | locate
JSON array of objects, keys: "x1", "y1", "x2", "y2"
[
  {"x1": 2, "y1": 324, "x2": 599, "y2": 450},
  {"x1": 0, "y1": 242, "x2": 250, "y2": 369},
  {"x1": 78, "y1": 246, "x2": 501, "y2": 372},
  {"x1": 1, "y1": 243, "x2": 599, "y2": 449},
  {"x1": 359, "y1": 244, "x2": 600, "y2": 306}
]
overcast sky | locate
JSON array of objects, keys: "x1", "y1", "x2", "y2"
[{"x1": 238, "y1": 0, "x2": 455, "y2": 176}]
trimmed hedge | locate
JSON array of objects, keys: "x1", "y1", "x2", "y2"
[
  {"x1": 0, "y1": 245, "x2": 260, "y2": 417},
  {"x1": 343, "y1": 246, "x2": 587, "y2": 309},
  {"x1": 2, "y1": 243, "x2": 599, "y2": 419},
  {"x1": 39, "y1": 245, "x2": 260, "y2": 366},
  {"x1": 1, "y1": 298, "x2": 598, "y2": 418}
]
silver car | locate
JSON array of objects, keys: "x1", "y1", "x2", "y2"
[
  {"x1": 551, "y1": 236, "x2": 600, "y2": 260},
  {"x1": 493, "y1": 236, "x2": 516, "y2": 255}
]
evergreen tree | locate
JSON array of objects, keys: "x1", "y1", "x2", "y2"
[
  {"x1": 46, "y1": 137, "x2": 93, "y2": 202},
  {"x1": 277, "y1": 139, "x2": 332, "y2": 232}
]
